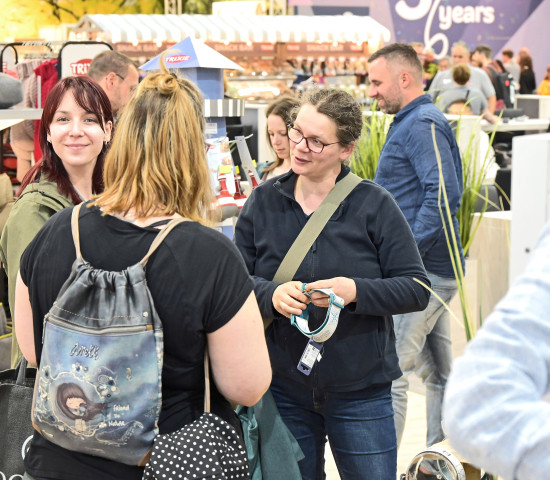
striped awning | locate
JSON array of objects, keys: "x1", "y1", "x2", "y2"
[
  {"x1": 204, "y1": 98, "x2": 245, "y2": 117},
  {"x1": 71, "y1": 14, "x2": 391, "y2": 46}
]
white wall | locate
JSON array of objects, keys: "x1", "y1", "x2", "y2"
[{"x1": 509, "y1": 133, "x2": 550, "y2": 285}]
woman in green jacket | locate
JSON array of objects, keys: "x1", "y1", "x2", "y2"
[{"x1": 0, "y1": 75, "x2": 113, "y2": 367}]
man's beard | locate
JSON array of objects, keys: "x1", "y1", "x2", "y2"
[{"x1": 380, "y1": 97, "x2": 401, "y2": 115}]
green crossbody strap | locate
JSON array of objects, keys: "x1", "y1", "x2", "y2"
[
  {"x1": 263, "y1": 173, "x2": 362, "y2": 330},
  {"x1": 273, "y1": 172, "x2": 362, "y2": 284}
]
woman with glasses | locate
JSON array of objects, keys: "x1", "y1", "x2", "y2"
[
  {"x1": 234, "y1": 87, "x2": 430, "y2": 479},
  {"x1": 259, "y1": 94, "x2": 300, "y2": 181},
  {"x1": 87, "y1": 50, "x2": 139, "y2": 115}
]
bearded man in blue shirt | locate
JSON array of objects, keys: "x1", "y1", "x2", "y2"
[{"x1": 370, "y1": 43, "x2": 465, "y2": 449}]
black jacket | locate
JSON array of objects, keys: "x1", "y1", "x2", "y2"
[
  {"x1": 234, "y1": 167, "x2": 430, "y2": 391},
  {"x1": 519, "y1": 69, "x2": 536, "y2": 94}
]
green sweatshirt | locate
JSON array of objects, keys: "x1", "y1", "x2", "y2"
[{"x1": 0, "y1": 178, "x2": 72, "y2": 367}]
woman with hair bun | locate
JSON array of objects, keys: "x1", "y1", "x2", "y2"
[{"x1": 15, "y1": 60, "x2": 271, "y2": 479}]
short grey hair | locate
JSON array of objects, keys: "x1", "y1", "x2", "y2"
[
  {"x1": 369, "y1": 43, "x2": 423, "y2": 83},
  {"x1": 452, "y1": 41, "x2": 471, "y2": 56},
  {"x1": 88, "y1": 50, "x2": 137, "y2": 80}
]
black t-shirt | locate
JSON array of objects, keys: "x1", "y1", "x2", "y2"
[{"x1": 20, "y1": 205, "x2": 254, "y2": 480}]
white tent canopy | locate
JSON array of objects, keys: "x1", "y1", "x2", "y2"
[{"x1": 72, "y1": 14, "x2": 391, "y2": 46}]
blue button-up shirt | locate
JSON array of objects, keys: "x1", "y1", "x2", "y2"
[
  {"x1": 374, "y1": 94, "x2": 464, "y2": 277},
  {"x1": 444, "y1": 220, "x2": 550, "y2": 480}
]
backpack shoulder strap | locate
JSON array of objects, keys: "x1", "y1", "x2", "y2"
[
  {"x1": 71, "y1": 203, "x2": 84, "y2": 260},
  {"x1": 71, "y1": 204, "x2": 189, "y2": 265},
  {"x1": 140, "y1": 216, "x2": 189, "y2": 266}
]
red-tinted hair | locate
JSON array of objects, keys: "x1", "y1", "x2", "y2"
[{"x1": 17, "y1": 76, "x2": 114, "y2": 203}]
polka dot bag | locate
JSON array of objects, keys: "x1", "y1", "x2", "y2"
[{"x1": 143, "y1": 350, "x2": 250, "y2": 480}]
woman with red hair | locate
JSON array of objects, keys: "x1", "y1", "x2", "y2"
[{"x1": 0, "y1": 75, "x2": 113, "y2": 368}]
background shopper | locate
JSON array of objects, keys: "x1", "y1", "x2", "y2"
[
  {"x1": 519, "y1": 55, "x2": 537, "y2": 94},
  {"x1": 429, "y1": 41, "x2": 496, "y2": 113},
  {"x1": 87, "y1": 50, "x2": 139, "y2": 116},
  {"x1": 370, "y1": 43, "x2": 464, "y2": 449},
  {"x1": 260, "y1": 94, "x2": 299, "y2": 181}
]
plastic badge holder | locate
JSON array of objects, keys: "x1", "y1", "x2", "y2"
[{"x1": 297, "y1": 338, "x2": 324, "y2": 376}]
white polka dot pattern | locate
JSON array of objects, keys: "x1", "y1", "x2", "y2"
[{"x1": 143, "y1": 412, "x2": 250, "y2": 479}]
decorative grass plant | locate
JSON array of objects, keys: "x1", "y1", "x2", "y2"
[
  {"x1": 431, "y1": 122, "x2": 476, "y2": 340},
  {"x1": 352, "y1": 104, "x2": 499, "y2": 256},
  {"x1": 352, "y1": 103, "x2": 502, "y2": 339},
  {"x1": 350, "y1": 102, "x2": 392, "y2": 180},
  {"x1": 450, "y1": 115, "x2": 499, "y2": 256}
]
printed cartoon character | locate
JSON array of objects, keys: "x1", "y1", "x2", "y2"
[{"x1": 56, "y1": 382, "x2": 108, "y2": 432}]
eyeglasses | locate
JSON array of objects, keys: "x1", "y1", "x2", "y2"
[
  {"x1": 115, "y1": 73, "x2": 125, "y2": 81},
  {"x1": 287, "y1": 125, "x2": 340, "y2": 154}
]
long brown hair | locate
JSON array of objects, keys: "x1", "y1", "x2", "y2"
[
  {"x1": 56, "y1": 382, "x2": 108, "y2": 421},
  {"x1": 91, "y1": 55, "x2": 214, "y2": 224},
  {"x1": 263, "y1": 94, "x2": 299, "y2": 175},
  {"x1": 519, "y1": 55, "x2": 534, "y2": 72},
  {"x1": 18, "y1": 76, "x2": 113, "y2": 203}
]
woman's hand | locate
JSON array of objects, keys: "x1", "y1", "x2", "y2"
[
  {"x1": 305, "y1": 277, "x2": 357, "y2": 308},
  {"x1": 272, "y1": 281, "x2": 310, "y2": 318}
]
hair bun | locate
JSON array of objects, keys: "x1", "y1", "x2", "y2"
[{"x1": 153, "y1": 73, "x2": 180, "y2": 96}]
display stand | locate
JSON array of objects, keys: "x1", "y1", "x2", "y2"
[
  {"x1": 234, "y1": 135, "x2": 260, "y2": 186},
  {"x1": 0, "y1": 42, "x2": 54, "y2": 73},
  {"x1": 57, "y1": 41, "x2": 112, "y2": 78},
  {"x1": 215, "y1": 135, "x2": 257, "y2": 239},
  {"x1": 0, "y1": 44, "x2": 17, "y2": 72}
]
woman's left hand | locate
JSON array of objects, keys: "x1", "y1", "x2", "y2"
[{"x1": 304, "y1": 277, "x2": 357, "y2": 308}]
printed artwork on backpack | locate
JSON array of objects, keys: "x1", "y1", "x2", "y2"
[{"x1": 32, "y1": 203, "x2": 184, "y2": 466}]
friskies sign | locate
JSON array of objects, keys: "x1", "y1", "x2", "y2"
[{"x1": 389, "y1": 0, "x2": 545, "y2": 58}]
